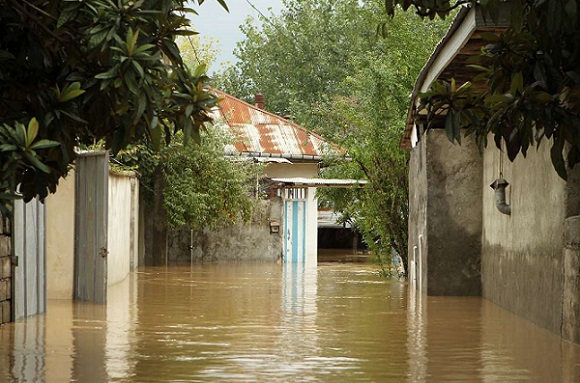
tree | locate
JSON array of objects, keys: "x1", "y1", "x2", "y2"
[
  {"x1": 0, "y1": 0, "x2": 227, "y2": 213},
  {"x1": 116, "y1": 129, "x2": 261, "y2": 231},
  {"x1": 175, "y1": 33, "x2": 221, "y2": 72},
  {"x1": 387, "y1": 0, "x2": 580, "y2": 179},
  {"x1": 216, "y1": 0, "x2": 449, "y2": 275},
  {"x1": 215, "y1": 0, "x2": 377, "y2": 127}
]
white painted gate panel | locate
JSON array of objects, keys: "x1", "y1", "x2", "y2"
[
  {"x1": 75, "y1": 152, "x2": 108, "y2": 303},
  {"x1": 13, "y1": 197, "x2": 46, "y2": 320}
]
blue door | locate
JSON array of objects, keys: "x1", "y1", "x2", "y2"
[{"x1": 283, "y1": 188, "x2": 307, "y2": 264}]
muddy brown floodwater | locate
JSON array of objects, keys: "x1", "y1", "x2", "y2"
[{"x1": 1, "y1": 262, "x2": 580, "y2": 382}]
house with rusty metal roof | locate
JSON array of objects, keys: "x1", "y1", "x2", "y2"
[
  {"x1": 212, "y1": 89, "x2": 329, "y2": 180},
  {"x1": 210, "y1": 90, "x2": 366, "y2": 267}
]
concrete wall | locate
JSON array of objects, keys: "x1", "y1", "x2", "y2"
[
  {"x1": 264, "y1": 163, "x2": 319, "y2": 178},
  {"x1": 563, "y1": 215, "x2": 580, "y2": 343},
  {"x1": 168, "y1": 199, "x2": 283, "y2": 262},
  {"x1": 47, "y1": 169, "x2": 139, "y2": 298},
  {"x1": 305, "y1": 187, "x2": 318, "y2": 268},
  {"x1": 0, "y1": 214, "x2": 11, "y2": 324},
  {"x1": 408, "y1": 129, "x2": 483, "y2": 296},
  {"x1": 408, "y1": 129, "x2": 428, "y2": 293},
  {"x1": 481, "y1": 141, "x2": 566, "y2": 334},
  {"x1": 46, "y1": 171, "x2": 75, "y2": 299},
  {"x1": 107, "y1": 172, "x2": 139, "y2": 285}
]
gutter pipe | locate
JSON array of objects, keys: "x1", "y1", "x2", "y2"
[{"x1": 490, "y1": 178, "x2": 511, "y2": 215}]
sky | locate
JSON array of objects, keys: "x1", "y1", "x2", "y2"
[{"x1": 191, "y1": 0, "x2": 285, "y2": 71}]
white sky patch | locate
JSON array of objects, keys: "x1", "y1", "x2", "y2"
[{"x1": 190, "y1": 0, "x2": 285, "y2": 72}]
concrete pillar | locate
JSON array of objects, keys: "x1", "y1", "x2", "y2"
[{"x1": 409, "y1": 129, "x2": 483, "y2": 296}]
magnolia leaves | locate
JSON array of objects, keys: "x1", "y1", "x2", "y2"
[
  {"x1": 0, "y1": 118, "x2": 60, "y2": 174},
  {"x1": 0, "y1": 0, "x2": 226, "y2": 213},
  {"x1": 0, "y1": 118, "x2": 61, "y2": 212},
  {"x1": 416, "y1": 0, "x2": 580, "y2": 180},
  {"x1": 92, "y1": 25, "x2": 219, "y2": 154}
]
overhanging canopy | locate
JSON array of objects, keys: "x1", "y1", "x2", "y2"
[{"x1": 270, "y1": 177, "x2": 367, "y2": 188}]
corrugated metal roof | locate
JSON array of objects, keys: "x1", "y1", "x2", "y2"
[
  {"x1": 401, "y1": 4, "x2": 509, "y2": 149},
  {"x1": 212, "y1": 90, "x2": 329, "y2": 158},
  {"x1": 318, "y1": 209, "x2": 353, "y2": 229}
]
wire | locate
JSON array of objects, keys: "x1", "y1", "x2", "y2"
[
  {"x1": 187, "y1": 35, "x2": 202, "y2": 65},
  {"x1": 242, "y1": 0, "x2": 301, "y2": 53},
  {"x1": 243, "y1": 0, "x2": 276, "y2": 28},
  {"x1": 178, "y1": 8, "x2": 202, "y2": 65}
]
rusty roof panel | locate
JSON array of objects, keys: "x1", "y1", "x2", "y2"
[{"x1": 213, "y1": 90, "x2": 328, "y2": 157}]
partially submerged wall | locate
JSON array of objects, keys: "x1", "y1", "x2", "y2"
[
  {"x1": 562, "y1": 164, "x2": 580, "y2": 343},
  {"x1": 408, "y1": 131, "x2": 428, "y2": 292},
  {"x1": 0, "y1": 214, "x2": 11, "y2": 324},
  {"x1": 168, "y1": 199, "x2": 283, "y2": 263},
  {"x1": 107, "y1": 172, "x2": 139, "y2": 285},
  {"x1": 563, "y1": 215, "x2": 580, "y2": 343},
  {"x1": 46, "y1": 171, "x2": 75, "y2": 299},
  {"x1": 409, "y1": 129, "x2": 483, "y2": 295},
  {"x1": 481, "y1": 141, "x2": 566, "y2": 334}
]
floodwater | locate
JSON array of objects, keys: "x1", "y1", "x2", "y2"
[{"x1": 1, "y1": 262, "x2": 580, "y2": 383}]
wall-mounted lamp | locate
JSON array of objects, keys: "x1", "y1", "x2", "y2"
[
  {"x1": 490, "y1": 177, "x2": 511, "y2": 215},
  {"x1": 269, "y1": 220, "x2": 280, "y2": 234}
]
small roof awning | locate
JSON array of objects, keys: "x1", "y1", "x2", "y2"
[
  {"x1": 269, "y1": 177, "x2": 367, "y2": 188},
  {"x1": 228, "y1": 156, "x2": 293, "y2": 164},
  {"x1": 400, "y1": 4, "x2": 510, "y2": 149}
]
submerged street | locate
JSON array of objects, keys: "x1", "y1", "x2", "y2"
[{"x1": 1, "y1": 262, "x2": 579, "y2": 382}]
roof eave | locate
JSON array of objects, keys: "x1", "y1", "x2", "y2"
[{"x1": 401, "y1": 3, "x2": 511, "y2": 149}]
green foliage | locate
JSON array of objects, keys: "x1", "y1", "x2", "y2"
[
  {"x1": 162, "y1": 131, "x2": 260, "y2": 230},
  {"x1": 176, "y1": 33, "x2": 221, "y2": 72},
  {"x1": 391, "y1": 0, "x2": 580, "y2": 178},
  {"x1": 118, "y1": 130, "x2": 262, "y2": 231},
  {"x1": 0, "y1": 0, "x2": 227, "y2": 213},
  {"x1": 217, "y1": 0, "x2": 449, "y2": 275},
  {"x1": 0, "y1": 118, "x2": 60, "y2": 213},
  {"x1": 215, "y1": 0, "x2": 381, "y2": 125}
]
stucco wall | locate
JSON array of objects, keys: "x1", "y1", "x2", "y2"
[
  {"x1": 481, "y1": 141, "x2": 566, "y2": 334},
  {"x1": 408, "y1": 134, "x2": 428, "y2": 292},
  {"x1": 409, "y1": 130, "x2": 483, "y2": 295},
  {"x1": 0, "y1": 214, "x2": 11, "y2": 324},
  {"x1": 563, "y1": 215, "x2": 580, "y2": 343},
  {"x1": 264, "y1": 163, "x2": 319, "y2": 178},
  {"x1": 168, "y1": 199, "x2": 283, "y2": 263},
  {"x1": 46, "y1": 171, "x2": 75, "y2": 299},
  {"x1": 107, "y1": 172, "x2": 138, "y2": 286}
]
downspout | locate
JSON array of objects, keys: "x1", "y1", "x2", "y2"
[{"x1": 490, "y1": 178, "x2": 511, "y2": 215}]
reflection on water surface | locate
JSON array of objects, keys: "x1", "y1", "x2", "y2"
[{"x1": 1, "y1": 262, "x2": 579, "y2": 382}]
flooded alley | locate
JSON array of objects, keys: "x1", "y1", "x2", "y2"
[{"x1": 1, "y1": 262, "x2": 580, "y2": 382}]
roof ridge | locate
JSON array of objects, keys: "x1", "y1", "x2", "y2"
[{"x1": 211, "y1": 89, "x2": 328, "y2": 143}]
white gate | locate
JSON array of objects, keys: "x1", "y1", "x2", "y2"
[
  {"x1": 283, "y1": 187, "x2": 307, "y2": 264},
  {"x1": 13, "y1": 197, "x2": 46, "y2": 320},
  {"x1": 74, "y1": 152, "x2": 109, "y2": 303}
]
